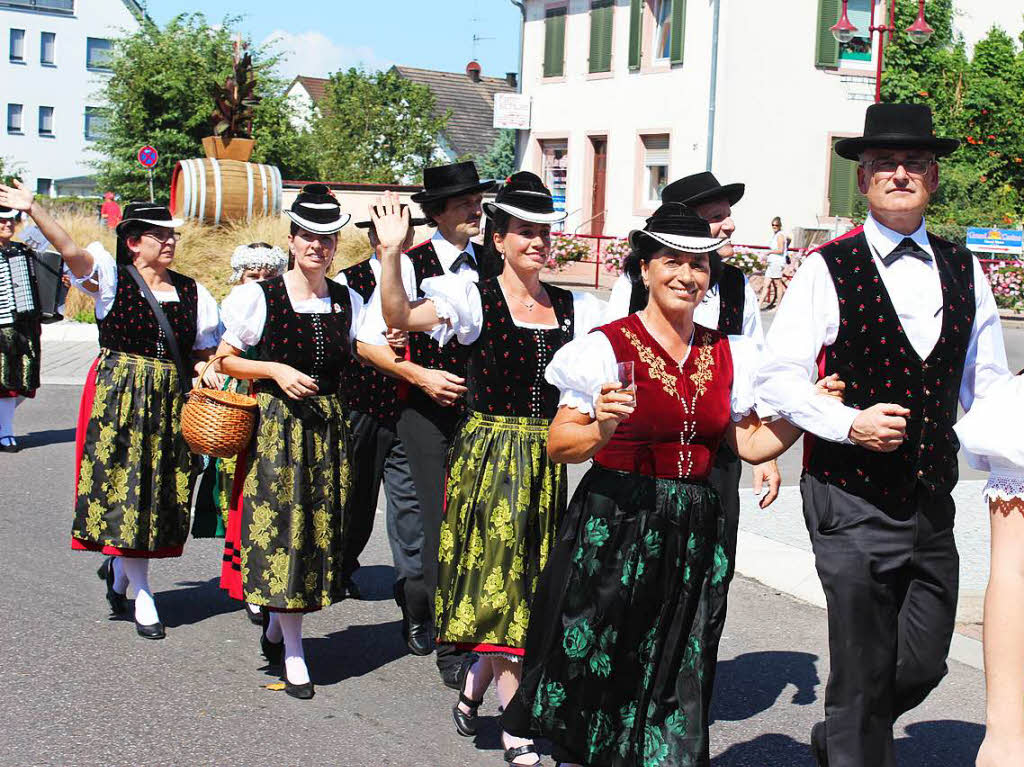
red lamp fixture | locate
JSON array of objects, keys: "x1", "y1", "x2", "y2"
[
  {"x1": 906, "y1": 0, "x2": 935, "y2": 45},
  {"x1": 830, "y1": 0, "x2": 858, "y2": 44}
]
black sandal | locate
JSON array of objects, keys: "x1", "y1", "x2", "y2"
[
  {"x1": 503, "y1": 744, "x2": 540, "y2": 765},
  {"x1": 452, "y1": 692, "x2": 482, "y2": 737}
]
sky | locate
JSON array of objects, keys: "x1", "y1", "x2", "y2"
[{"x1": 147, "y1": 0, "x2": 523, "y2": 81}]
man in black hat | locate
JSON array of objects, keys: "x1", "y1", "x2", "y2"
[
  {"x1": 757, "y1": 103, "x2": 1010, "y2": 767},
  {"x1": 333, "y1": 209, "x2": 435, "y2": 656},
  {"x1": 366, "y1": 161, "x2": 494, "y2": 687}
]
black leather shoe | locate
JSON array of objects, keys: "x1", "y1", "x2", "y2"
[
  {"x1": 243, "y1": 603, "x2": 263, "y2": 626},
  {"x1": 0, "y1": 437, "x2": 18, "y2": 453},
  {"x1": 260, "y1": 608, "x2": 284, "y2": 666},
  {"x1": 135, "y1": 619, "x2": 165, "y2": 640},
  {"x1": 503, "y1": 745, "x2": 540, "y2": 765},
  {"x1": 452, "y1": 692, "x2": 482, "y2": 737},
  {"x1": 340, "y1": 576, "x2": 362, "y2": 600},
  {"x1": 441, "y1": 653, "x2": 476, "y2": 691},
  {"x1": 283, "y1": 672, "x2": 315, "y2": 700},
  {"x1": 97, "y1": 557, "x2": 128, "y2": 616},
  {"x1": 810, "y1": 721, "x2": 829, "y2": 767},
  {"x1": 394, "y1": 579, "x2": 434, "y2": 656}
]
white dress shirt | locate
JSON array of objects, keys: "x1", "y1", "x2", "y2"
[
  {"x1": 605, "y1": 272, "x2": 765, "y2": 351},
  {"x1": 757, "y1": 213, "x2": 1010, "y2": 443}
]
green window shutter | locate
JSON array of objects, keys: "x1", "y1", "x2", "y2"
[
  {"x1": 627, "y1": 0, "x2": 643, "y2": 71},
  {"x1": 815, "y1": 0, "x2": 841, "y2": 69},
  {"x1": 544, "y1": 8, "x2": 567, "y2": 78},
  {"x1": 828, "y1": 138, "x2": 858, "y2": 217},
  {"x1": 670, "y1": 0, "x2": 687, "y2": 64},
  {"x1": 589, "y1": 0, "x2": 614, "y2": 74}
]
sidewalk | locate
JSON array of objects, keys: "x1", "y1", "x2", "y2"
[{"x1": 39, "y1": 321, "x2": 97, "y2": 386}]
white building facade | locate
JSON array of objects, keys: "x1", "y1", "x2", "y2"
[
  {"x1": 0, "y1": 0, "x2": 142, "y2": 197},
  {"x1": 517, "y1": 0, "x2": 1015, "y2": 244}
]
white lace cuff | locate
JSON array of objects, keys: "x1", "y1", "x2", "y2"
[{"x1": 984, "y1": 472, "x2": 1024, "y2": 502}]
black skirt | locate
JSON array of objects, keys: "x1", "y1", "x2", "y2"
[{"x1": 504, "y1": 464, "x2": 729, "y2": 767}]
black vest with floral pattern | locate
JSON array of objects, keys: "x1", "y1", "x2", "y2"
[
  {"x1": 807, "y1": 229, "x2": 975, "y2": 509},
  {"x1": 338, "y1": 258, "x2": 401, "y2": 426},
  {"x1": 628, "y1": 262, "x2": 745, "y2": 335},
  {"x1": 466, "y1": 278, "x2": 575, "y2": 419},
  {"x1": 406, "y1": 239, "x2": 471, "y2": 419},
  {"x1": 97, "y1": 266, "x2": 197, "y2": 360},
  {"x1": 252, "y1": 275, "x2": 352, "y2": 398}
]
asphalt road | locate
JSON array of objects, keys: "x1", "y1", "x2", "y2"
[{"x1": 2, "y1": 386, "x2": 986, "y2": 766}]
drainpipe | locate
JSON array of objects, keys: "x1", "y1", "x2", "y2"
[
  {"x1": 706, "y1": 0, "x2": 721, "y2": 171},
  {"x1": 510, "y1": 0, "x2": 527, "y2": 169}
]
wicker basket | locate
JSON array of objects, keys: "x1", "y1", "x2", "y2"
[{"x1": 181, "y1": 355, "x2": 258, "y2": 458}]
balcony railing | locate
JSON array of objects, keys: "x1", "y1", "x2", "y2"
[{"x1": 0, "y1": 0, "x2": 75, "y2": 12}]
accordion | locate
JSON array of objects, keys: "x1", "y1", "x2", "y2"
[{"x1": 0, "y1": 244, "x2": 66, "y2": 326}]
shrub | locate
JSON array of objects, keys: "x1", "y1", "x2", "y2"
[
  {"x1": 547, "y1": 235, "x2": 592, "y2": 271},
  {"x1": 601, "y1": 239, "x2": 631, "y2": 275},
  {"x1": 988, "y1": 262, "x2": 1024, "y2": 313},
  {"x1": 729, "y1": 247, "x2": 768, "y2": 276}
]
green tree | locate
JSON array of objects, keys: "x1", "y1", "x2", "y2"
[
  {"x1": 92, "y1": 13, "x2": 315, "y2": 202},
  {"x1": 310, "y1": 68, "x2": 447, "y2": 183},
  {"x1": 476, "y1": 129, "x2": 518, "y2": 181},
  {"x1": 881, "y1": 5, "x2": 1024, "y2": 233}
]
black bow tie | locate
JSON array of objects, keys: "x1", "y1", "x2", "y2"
[
  {"x1": 881, "y1": 237, "x2": 933, "y2": 267},
  {"x1": 449, "y1": 251, "x2": 477, "y2": 273}
]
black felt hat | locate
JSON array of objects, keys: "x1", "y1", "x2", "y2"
[
  {"x1": 410, "y1": 161, "x2": 495, "y2": 204},
  {"x1": 287, "y1": 183, "x2": 351, "y2": 235},
  {"x1": 483, "y1": 171, "x2": 567, "y2": 224},
  {"x1": 835, "y1": 103, "x2": 960, "y2": 161},
  {"x1": 628, "y1": 202, "x2": 728, "y2": 253},
  {"x1": 115, "y1": 202, "x2": 183, "y2": 236},
  {"x1": 661, "y1": 171, "x2": 744, "y2": 209}
]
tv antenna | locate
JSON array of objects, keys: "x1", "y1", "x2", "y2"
[{"x1": 470, "y1": 0, "x2": 494, "y2": 62}]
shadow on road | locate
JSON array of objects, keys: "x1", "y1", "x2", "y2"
[
  {"x1": 711, "y1": 651, "x2": 820, "y2": 723},
  {"x1": 305, "y1": 619, "x2": 409, "y2": 685},
  {"x1": 895, "y1": 720, "x2": 984, "y2": 766},
  {"x1": 712, "y1": 720, "x2": 984, "y2": 766},
  {"x1": 348, "y1": 564, "x2": 400, "y2": 602},
  {"x1": 159, "y1": 577, "x2": 242, "y2": 628},
  {"x1": 18, "y1": 427, "x2": 76, "y2": 449},
  {"x1": 713, "y1": 733, "x2": 816, "y2": 766}
]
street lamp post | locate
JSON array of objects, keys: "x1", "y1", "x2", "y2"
[{"x1": 831, "y1": 0, "x2": 935, "y2": 103}]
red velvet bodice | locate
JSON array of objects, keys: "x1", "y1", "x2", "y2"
[{"x1": 594, "y1": 314, "x2": 734, "y2": 480}]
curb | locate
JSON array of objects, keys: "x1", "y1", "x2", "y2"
[{"x1": 734, "y1": 523, "x2": 984, "y2": 671}]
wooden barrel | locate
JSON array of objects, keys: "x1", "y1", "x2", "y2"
[{"x1": 169, "y1": 158, "x2": 283, "y2": 225}]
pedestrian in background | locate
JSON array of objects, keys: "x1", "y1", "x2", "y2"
[
  {"x1": 100, "y1": 192, "x2": 122, "y2": 230},
  {"x1": 758, "y1": 215, "x2": 788, "y2": 309}
]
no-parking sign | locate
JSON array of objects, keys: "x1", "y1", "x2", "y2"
[{"x1": 137, "y1": 145, "x2": 159, "y2": 169}]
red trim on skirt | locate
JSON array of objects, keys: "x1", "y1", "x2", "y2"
[
  {"x1": 71, "y1": 538, "x2": 184, "y2": 558},
  {"x1": 454, "y1": 642, "x2": 525, "y2": 657},
  {"x1": 69, "y1": 357, "x2": 182, "y2": 559},
  {"x1": 220, "y1": 452, "x2": 248, "y2": 601},
  {"x1": 0, "y1": 389, "x2": 35, "y2": 398}
]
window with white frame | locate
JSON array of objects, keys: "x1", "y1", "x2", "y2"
[
  {"x1": 840, "y1": 0, "x2": 873, "y2": 62},
  {"x1": 40, "y1": 32, "x2": 56, "y2": 65},
  {"x1": 7, "y1": 104, "x2": 23, "y2": 133},
  {"x1": 86, "y1": 37, "x2": 113, "y2": 70},
  {"x1": 10, "y1": 29, "x2": 25, "y2": 62},
  {"x1": 38, "y1": 106, "x2": 55, "y2": 136},
  {"x1": 654, "y1": 0, "x2": 673, "y2": 62},
  {"x1": 642, "y1": 134, "x2": 670, "y2": 204}
]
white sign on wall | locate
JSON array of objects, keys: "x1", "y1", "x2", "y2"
[{"x1": 494, "y1": 93, "x2": 532, "y2": 130}]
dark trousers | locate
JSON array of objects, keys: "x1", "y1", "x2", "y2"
[
  {"x1": 397, "y1": 401, "x2": 465, "y2": 676},
  {"x1": 342, "y1": 411, "x2": 423, "y2": 592},
  {"x1": 703, "y1": 442, "x2": 742, "y2": 711},
  {"x1": 801, "y1": 473, "x2": 959, "y2": 767}
]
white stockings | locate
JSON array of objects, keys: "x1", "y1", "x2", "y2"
[{"x1": 120, "y1": 558, "x2": 159, "y2": 626}]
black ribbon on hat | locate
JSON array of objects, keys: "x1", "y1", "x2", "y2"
[
  {"x1": 450, "y1": 251, "x2": 478, "y2": 273},
  {"x1": 881, "y1": 237, "x2": 933, "y2": 267}
]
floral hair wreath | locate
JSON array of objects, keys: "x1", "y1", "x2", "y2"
[{"x1": 229, "y1": 243, "x2": 289, "y2": 284}]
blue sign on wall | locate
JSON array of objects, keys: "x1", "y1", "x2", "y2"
[{"x1": 966, "y1": 227, "x2": 1023, "y2": 255}]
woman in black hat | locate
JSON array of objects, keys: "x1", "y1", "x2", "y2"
[
  {"x1": 374, "y1": 175, "x2": 605, "y2": 765},
  {"x1": 0, "y1": 181, "x2": 222, "y2": 639},
  {"x1": 500, "y1": 202, "x2": 842, "y2": 767},
  {"x1": 215, "y1": 183, "x2": 384, "y2": 699},
  {"x1": 0, "y1": 202, "x2": 42, "y2": 452}
]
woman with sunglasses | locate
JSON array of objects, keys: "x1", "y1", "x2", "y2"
[{"x1": 0, "y1": 181, "x2": 222, "y2": 640}]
